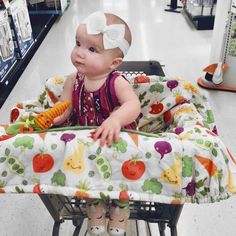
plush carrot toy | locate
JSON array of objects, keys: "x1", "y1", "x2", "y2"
[
  {"x1": 34, "y1": 100, "x2": 71, "y2": 130},
  {"x1": 6, "y1": 100, "x2": 71, "y2": 134}
]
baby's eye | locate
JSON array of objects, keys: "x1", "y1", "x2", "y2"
[
  {"x1": 76, "y1": 41, "x2": 80, "y2": 47},
  {"x1": 88, "y1": 47, "x2": 97, "y2": 53}
]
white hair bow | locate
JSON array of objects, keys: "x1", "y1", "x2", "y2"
[{"x1": 83, "y1": 12, "x2": 130, "y2": 56}]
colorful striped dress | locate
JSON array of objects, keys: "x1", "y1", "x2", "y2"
[{"x1": 72, "y1": 71, "x2": 138, "y2": 129}]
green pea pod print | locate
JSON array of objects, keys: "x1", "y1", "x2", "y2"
[
  {"x1": 7, "y1": 155, "x2": 25, "y2": 176},
  {"x1": 95, "y1": 154, "x2": 112, "y2": 181},
  {"x1": 194, "y1": 139, "x2": 213, "y2": 151}
]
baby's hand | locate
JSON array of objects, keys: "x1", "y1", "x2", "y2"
[
  {"x1": 53, "y1": 104, "x2": 72, "y2": 126},
  {"x1": 92, "y1": 116, "x2": 121, "y2": 147}
]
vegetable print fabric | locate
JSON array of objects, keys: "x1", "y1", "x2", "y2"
[{"x1": 0, "y1": 75, "x2": 235, "y2": 204}]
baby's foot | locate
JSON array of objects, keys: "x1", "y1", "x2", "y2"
[
  {"x1": 107, "y1": 203, "x2": 130, "y2": 236},
  {"x1": 86, "y1": 200, "x2": 106, "y2": 235}
]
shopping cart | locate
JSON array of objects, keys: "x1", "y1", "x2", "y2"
[{"x1": 39, "y1": 61, "x2": 184, "y2": 236}]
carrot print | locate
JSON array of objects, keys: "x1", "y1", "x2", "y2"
[
  {"x1": 194, "y1": 154, "x2": 217, "y2": 176},
  {"x1": 175, "y1": 96, "x2": 185, "y2": 105},
  {"x1": 38, "y1": 132, "x2": 47, "y2": 140},
  {"x1": 0, "y1": 188, "x2": 5, "y2": 193},
  {"x1": 227, "y1": 148, "x2": 236, "y2": 165},
  {"x1": 195, "y1": 121, "x2": 204, "y2": 127},
  {"x1": 206, "y1": 129, "x2": 217, "y2": 136},
  {"x1": 75, "y1": 180, "x2": 89, "y2": 198},
  {"x1": 171, "y1": 199, "x2": 181, "y2": 205},
  {"x1": 128, "y1": 132, "x2": 139, "y2": 146},
  {"x1": 33, "y1": 184, "x2": 42, "y2": 193},
  {"x1": 16, "y1": 103, "x2": 23, "y2": 109},
  {"x1": 46, "y1": 88, "x2": 59, "y2": 104},
  {"x1": 74, "y1": 191, "x2": 89, "y2": 198}
]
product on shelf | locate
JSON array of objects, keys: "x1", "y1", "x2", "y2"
[
  {"x1": 8, "y1": 0, "x2": 34, "y2": 58},
  {"x1": 0, "y1": 9, "x2": 17, "y2": 84},
  {"x1": 27, "y1": 0, "x2": 69, "y2": 14}
]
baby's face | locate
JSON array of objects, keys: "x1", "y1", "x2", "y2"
[{"x1": 71, "y1": 24, "x2": 118, "y2": 78}]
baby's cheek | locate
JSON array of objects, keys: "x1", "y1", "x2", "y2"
[
  {"x1": 90, "y1": 59, "x2": 107, "y2": 72},
  {"x1": 70, "y1": 51, "x2": 76, "y2": 63}
]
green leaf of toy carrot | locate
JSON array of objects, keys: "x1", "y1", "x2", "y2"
[
  {"x1": 6, "y1": 122, "x2": 25, "y2": 135},
  {"x1": 194, "y1": 154, "x2": 217, "y2": 176}
]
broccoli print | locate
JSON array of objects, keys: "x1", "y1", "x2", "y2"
[
  {"x1": 13, "y1": 136, "x2": 34, "y2": 149},
  {"x1": 149, "y1": 83, "x2": 164, "y2": 93},
  {"x1": 51, "y1": 169, "x2": 66, "y2": 186},
  {"x1": 142, "y1": 178, "x2": 163, "y2": 194}
]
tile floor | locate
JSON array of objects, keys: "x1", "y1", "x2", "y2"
[{"x1": 0, "y1": 0, "x2": 236, "y2": 235}]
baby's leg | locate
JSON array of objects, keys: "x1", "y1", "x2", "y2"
[
  {"x1": 108, "y1": 200, "x2": 130, "y2": 236},
  {"x1": 86, "y1": 199, "x2": 106, "y2": 235}
]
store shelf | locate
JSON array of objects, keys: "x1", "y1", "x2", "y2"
[
  {"x1": 183, "y1": 7, "x2": 215, "y2": 30},
  {"x1": 27, "y1": 0, "x2": 70, "y2": 15},
  {"x1": 0, "y1": 13, "x2": 58, "y2": 108}
]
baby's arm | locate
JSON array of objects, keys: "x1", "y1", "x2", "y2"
[
  {"x1": 93, "y1": 76, "x2": 141, "y2": 146},
  {"x1": 53, "y1": 72, "x2": 76, "y2": 125}
]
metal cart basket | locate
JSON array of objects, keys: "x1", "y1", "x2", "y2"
[{"x1": 39, "y1": 61, "x2": 184, "y2": 236}]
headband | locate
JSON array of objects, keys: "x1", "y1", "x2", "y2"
[{"x1": 83, "y1": 11, "x2": 130, "y2": 56}]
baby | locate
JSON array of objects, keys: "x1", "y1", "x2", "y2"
[
  {"x1": 53, "y1": 11, "x2": 141, "y2": 236},
  {"x1": 54, "y1": 11, "x2": 140, "y2": 147}
]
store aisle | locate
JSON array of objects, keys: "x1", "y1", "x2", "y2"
[{"x1": 0, "y1": 0, "x2": 236, "y2": 235}]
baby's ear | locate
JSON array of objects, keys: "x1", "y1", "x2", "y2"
[{"x1": 110, "y1": 57, "x2": 123, "y2": 70}]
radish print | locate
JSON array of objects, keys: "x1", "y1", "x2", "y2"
[
  {"x1": 60, "y1": 133, "x2": 76, "y2": 143},
  {"x1": 175, "y1": 127, "x2": 184, "y2": 135},
  {"x1": 183, "y1": 179, "x2": 196, "y2": 196},
  {"x1": 167, "y1": 80, "x2": 179, "y2": 91},
  {"x1": 154, "y1": 141, "x2": 172, "y2": 160}
]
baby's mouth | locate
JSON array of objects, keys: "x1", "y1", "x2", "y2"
[{"x1": 76, "y1": 61, "x2": 84, "y2": 66}]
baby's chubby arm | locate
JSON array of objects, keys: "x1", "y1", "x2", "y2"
[
  {"x1": 53, "y1": 72, "x2": 76, "y2": 125},
  {"x1": 93, "y1": 76, "x2": 141, "y2": 146}
]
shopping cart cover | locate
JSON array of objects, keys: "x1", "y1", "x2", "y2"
[{"x1": 0, "y1": 75, "x2": 235, "y2": 204}]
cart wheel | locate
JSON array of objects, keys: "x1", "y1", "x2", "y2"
[{"x1": 52, "y1": 221, "x2": 61, "y2": 236}]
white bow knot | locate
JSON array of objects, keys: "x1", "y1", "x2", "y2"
[{"x1": 83, "y1": 12, "x2": 130, "y2": 56}]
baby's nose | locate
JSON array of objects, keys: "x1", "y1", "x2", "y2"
[{"x1": 77, "y1": 48, "x2": 86, "y2": 58}]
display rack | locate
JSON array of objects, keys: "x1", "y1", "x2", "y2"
[
  {"x1": 183, "y1": 0, "x2": 217, "y2": 30},
  {"x1": 165, "y1": 0, "x2": 183, "y2": 13},
  {"x1": 197, "y1": 0, "x2": 236, "y2": 91},
  {"x1": 0, "y1": 13, "x2": 58, "y2": 108}
]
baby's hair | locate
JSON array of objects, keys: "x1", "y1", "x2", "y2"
[{"x1": 105, "y1": 13, "x2": 132, "y2": 57}]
